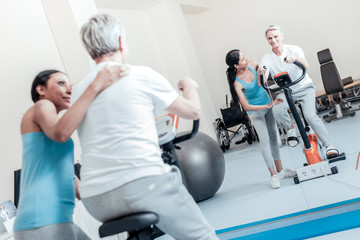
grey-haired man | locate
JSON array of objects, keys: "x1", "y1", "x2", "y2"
[{"x1": 261, "y1": 25, "x2": 339, "y2": 158}]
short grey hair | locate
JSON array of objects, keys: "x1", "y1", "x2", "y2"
[
  {"x1": 81, "y1": 14, "x2": 126, "y2": 60},
  {"x1": 265, "y1": 24, "x2": 283, "y2": 36}
]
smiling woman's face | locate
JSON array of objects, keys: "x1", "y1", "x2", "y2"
[{"x1": 39, "y1": 72, "x2": 72, "y2": 112}]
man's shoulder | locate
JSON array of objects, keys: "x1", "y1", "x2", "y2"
[
  {"x1": 261, "y1": 52, "x2": 274, "y2": 62},
  {"x1": 128, "y1": 65, "x2": 158, "y2": 77},
  {"x1": 130, "y1": 65, "x2": 167, "y2": 84},
  {"x1": 285, "y1": 44, "x2": 302, "y2": 51}
]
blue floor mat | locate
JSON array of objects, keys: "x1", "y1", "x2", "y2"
[{"x1": 216, "y1": 197, "x2": 360, "y2": 240}]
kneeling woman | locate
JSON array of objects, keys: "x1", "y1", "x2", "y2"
[
  {"x1": 13, "y1": 65, "x2": 125, "y2": 239},
  {"x1": 225, "y1": 49, "x2": 296, "y2": 189}
]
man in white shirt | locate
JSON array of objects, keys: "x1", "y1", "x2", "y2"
[
  {"x1": 71, "y1": 14, "x2": 218, "y2": 240},
  {"x1": 261, "y1": 25, "x2": 339, "y2": 158}
]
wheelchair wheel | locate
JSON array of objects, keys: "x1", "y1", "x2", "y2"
[
  {"x1": 247, "y1": 136, "x2": 253, "y2": 145},
  {"x1": 215, "y1": 119, "x2": 230, "y2": 152}
]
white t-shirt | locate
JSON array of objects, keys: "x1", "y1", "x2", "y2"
[
  {"x1": 261, "y1": 44, "x2": 314, "y2": 93},
  {"x1": 71, "y1": 62, "x2": 179, "y2": 198}
]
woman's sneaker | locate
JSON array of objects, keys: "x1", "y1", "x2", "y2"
[
  {"x1": 271, "y1": 175, "x2": 281, "y2": 189},
  {"x1": 278, "y1": 168, "x2": 297, "y2": 179}
]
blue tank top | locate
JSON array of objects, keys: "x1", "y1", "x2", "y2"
[
  {"x1": 236, "y1": 66, "x2": 271, "y2": 114},
  {"x1": 13, "y1": 132, "x2": 75, "y2": 231}
]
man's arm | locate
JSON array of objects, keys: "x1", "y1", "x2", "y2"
[
  {"x1": 284, "y1": 55, "x2": 310, "y2": 70},
  {"x1": 165, "y1": 77, "x2": 200, "y2": 120}
]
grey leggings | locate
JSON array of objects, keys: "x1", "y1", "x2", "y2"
[
  {"x1": 272, "y1": 86, "x2": 330, "y2": 147},
  {"x1": 81, "y1": 166, "x2": 218, "y2": 240},
  {"x1": 14, "y1": 222, "x2": 90, "y2": 240},
  {"x1": 248, "y1": 108, "x2": 281, "y2": 168}
]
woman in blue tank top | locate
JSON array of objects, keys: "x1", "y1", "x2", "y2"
[
  {"x1": 13, "y1": 66, "x2": 126, "y2": 240},
  {"x1": 225, "y1": 49, "x2": 296, "y2": 189}
]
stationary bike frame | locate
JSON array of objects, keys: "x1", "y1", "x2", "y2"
[{"x1": 260, "y1": 61, "x2": 321, "y2": 165}]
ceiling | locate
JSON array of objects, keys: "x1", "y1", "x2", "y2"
[
  {"x1": 94, "y1": 0, "x2": 164, "y2": 10},
  {"x1": 94, "y1": 0, "x2": 210, "y2": 14}
]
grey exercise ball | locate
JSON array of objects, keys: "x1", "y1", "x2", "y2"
[{"x1": 175, "y1": 132, "x2": 225, "y2": 202}]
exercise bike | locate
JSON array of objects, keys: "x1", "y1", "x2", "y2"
[
  {"x1": 98, "y1": 116, "x2": 199, "y2": 240},
  {"x1": 260, "y1": 60, "x2": 344, "y2": 184}
]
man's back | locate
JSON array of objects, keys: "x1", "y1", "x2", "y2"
[{"x1": 71, "y1": 62, "x2": 178, "y2": 198}]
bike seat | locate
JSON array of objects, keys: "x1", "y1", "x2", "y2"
[{"x1": 99, "y1": 212, "x2": 159, "y2": 238}]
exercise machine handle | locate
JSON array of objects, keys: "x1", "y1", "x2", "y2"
[
  {"x1": 287, "y1": 59, "x2": 306, "y2": 88},
  {"x1": 260, "y1": 60, "x2": 306, "y2": 92},
  {"x1": 173, "y1": 119, "x2": 199, "y2": 144}
]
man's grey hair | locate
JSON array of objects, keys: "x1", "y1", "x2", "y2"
[
  {"x1": 265, "y1": 24, "x2": 283, "y2": 36},
  {"x1": 81, "y1": 14, "x2": 126, "y2": 60}
]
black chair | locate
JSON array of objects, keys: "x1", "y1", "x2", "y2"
[
  {"x1": 317, "y1": 48, "x2": 356, "y2": 122},
  {"x1": 99, "y1": 212, "x2": 160, "y2": 239}
]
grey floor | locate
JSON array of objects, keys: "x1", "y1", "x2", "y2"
[{"x1": 160, "y1": 104, "x2": 360, "y2": 239}]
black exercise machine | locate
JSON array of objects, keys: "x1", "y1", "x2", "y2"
[
  {"x1": 260, "y1": 60, "x2": 344, "y2": 184},
  {"x1": 317, "y1": 48, "x2": 356, "y2": 122}
]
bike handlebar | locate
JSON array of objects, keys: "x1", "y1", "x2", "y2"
[
  {"x1": 260, "y1": 60, "x2": 306, "y2": 92},
  {"x1": 173, "y1": 119, "x2": 199, "y2": 144}
]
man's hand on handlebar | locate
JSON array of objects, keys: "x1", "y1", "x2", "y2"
[{"x1": 284, "y1": 55, "x2": 296, "y2": 64}]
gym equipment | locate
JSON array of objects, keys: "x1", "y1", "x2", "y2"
[
  {"x1": 175, "y1": 132, "x2": 225, "y2": 202},
  {"x1": 260, "y1": 60, "x2": 343, "y2": 184},
  {"x1": 159, "y1": 114, "x2": 225, "y2": 202},
  {"x1": 317, "y1": 48, "x2": 356, "y2": 122},
  {"x1": 98, "y1": 117, "x2": 200, "y2": 239}
]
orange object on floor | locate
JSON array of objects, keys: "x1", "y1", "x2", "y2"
[{"x1": 304, "y1": 133, "x2": 322, "y2": 165}]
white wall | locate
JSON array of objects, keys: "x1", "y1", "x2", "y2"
[
  {"x1": 0, "y1": 0, "x2": 66, "y2": 202},
  {"x1": 97, "y1": 8, "x2": 167, "y2": 77},
  {"x1": 184, "y1": 0, "x2": 360, "y2": 115}
]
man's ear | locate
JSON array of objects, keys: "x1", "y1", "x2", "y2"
[
  {"x1": 280, "y1": 32, "x2": 284, "y2": 40},
  {"x1": 36, "y1": 85, "x2": 46, "y2": 98},
  {"x1": 118, "y1": 36, "x2": 124, "y2": 52},
  {"x1": 118, "y1": 36, "x2": 128, "y2": 55}
]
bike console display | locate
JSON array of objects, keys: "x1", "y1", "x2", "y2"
[
  {"x1": 156, "y1": 114, "x2": 179, "y2": 146},
  {"x1": 273, "y1": 72, "x2": 292, "y2": 88}
]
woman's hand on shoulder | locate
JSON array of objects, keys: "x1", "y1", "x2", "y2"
[
  {"x1": 91, "y1": 64, "x2": 130, "y2": 92},
  {"x1": 267, "y1": 98, "x2": 283, "y2": 108}
]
